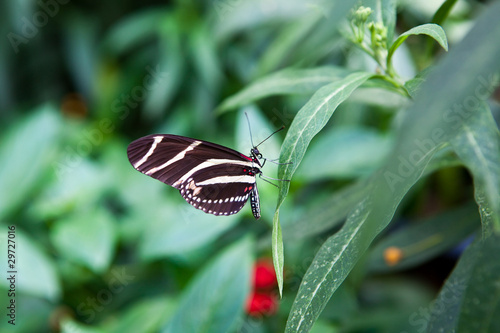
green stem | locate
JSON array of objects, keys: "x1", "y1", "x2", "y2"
[{"x1": 372, "y1": 74, "x2": 411, "y2": 98}]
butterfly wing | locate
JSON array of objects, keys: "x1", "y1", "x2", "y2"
[{"x1": 127, "y1": 134, "x2": 261, "y2": 217}]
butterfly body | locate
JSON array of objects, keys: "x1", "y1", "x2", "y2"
[{"x1": 127, "y1": 134, "x2": 263, "y2": 219}]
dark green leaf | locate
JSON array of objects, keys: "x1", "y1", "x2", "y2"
[
  {"x1": 457, "y1": 234, "x2": 500, "y2": 332},
  {"x1": 426, "y1": 237, "x2": 479, "y2": 333}
]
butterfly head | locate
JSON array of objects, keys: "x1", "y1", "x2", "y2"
[
  {"x1": 251, "y1": 147, "x2": 263, "y2": 161},
  {"x1": 250, "y1": 147, "x2": 264, "y2": 168}
]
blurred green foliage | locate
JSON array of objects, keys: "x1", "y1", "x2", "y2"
[{"x1": 1, "y1": 0, "x2": 500, "y2": 332}]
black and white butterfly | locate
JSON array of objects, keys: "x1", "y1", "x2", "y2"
[{"x1": 127, "y1": 127, "x2": 287, "y2": 219}]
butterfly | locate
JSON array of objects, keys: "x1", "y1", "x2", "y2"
[{"x1": 127, "y1": 126, "x2": 288, "y2": 219}]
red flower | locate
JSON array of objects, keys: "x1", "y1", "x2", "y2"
[
  {"x1": 253, "y1": 258, "x2": 277, "y2": 290},
  {"x1": 245, "y1": 258, "x2": 279, "y2": 317},
  {"x1": 246, "y1": 291, "x2": 279, "y2": 316}
]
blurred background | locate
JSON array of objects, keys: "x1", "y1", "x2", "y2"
[{"x1": 0, "y1": 0, "x2": 496, "y2": 332}]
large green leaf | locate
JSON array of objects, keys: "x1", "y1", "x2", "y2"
[
  {"x1": 0, "y1": 106, "x2": 62, "y2": 219},
  {"x1": 285, "y1": 4, "x2": 500, "y2": 331},
  {"x1": 161, "y1": 237, "x2": 253, "y2": 333},
  {"x1": 426, "y1": 237, "x2": 479, "y2": 332},
  {"x1": 273, "y1": 72, "x2": 374, "y2": 294},
  {"x1": 218, "y1": 66, "x2": 351, "y2": 113},
  {"x1": 284, "y1": 148, "x2": 461, "y2": 241},
  {"x1": 0, "y1": 230, "x2": 61, "y2": 301},
  {"x1": 457, "y1": 234, "x2": 500, "y2": 331},
  {"x1": 30, "y1": 160, "x2": 111, "y2": 219},
  {"x1": 50, "y1": 208, "x2": 117, "y2": 273},
  {"x1": 450, "y1": 104, "x2": 500, "y2": 235}
]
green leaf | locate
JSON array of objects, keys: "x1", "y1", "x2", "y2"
[
  {"x1": 367, "y1": 203, "x2": 479, "y2": 272},
  {"x1": 161, "y1": 237, "x2": 254, "y2": 333},
  {"x1": 30, "y1": 160, "x2": 111, "y2": 219},
  {"x1": 0, "y1": 106, "x2": 62, "y2": 219},
  {"x1": 457, "y1": 234, "x2": 500, "y2": 332},
  {"x1": 285, "y1": 198, "x2": 378, "y2": 332},
  {"x1": 431, "y1": 0, "x2": 458, "y2": 25},
  {"x1": 387, "y1": 23, "x2": 448, "y2": 70},
  {"x1": 403, "y1": 66, "x2": 434, "y2": 98},
  {"x1": 272, "y1": 218, "x2": 284, "y2": 296},
  {"x1": 0, "y1": 230, "x2": 61, "y2": 301},
  {"x1": 106, "y1": 296, "x2": 177, "y2": 333},
  {"x1": 269, "y1": 71, "x2": 373, "y2": 287},
  {"x1": 273, "y1": 72, "x2": 373, "y2": 293},
  {"x1": 139, "y1": 201, "x2": 239, "y2": 260},
  {"x1": 50, "y1": 208, "x2": 116, "y2": 273},
  {"x1": 284, "y1": 148, "x2": 460, "y2": 241},
  {"x1": 217, "y1": 66, "x2": 351, "y2": 113},
  {"x1": 450, "y1": 104, "x2": 500, "y2": 235},
  {"x1": 276, "y1": 72, "x2": 374, "y2": 195},
  {"x1": 286, "y1": 5, "x2": 500, "y2": 331},
  {"x1": 426, "y1": 237, "x2": 479, "y2": 332}
]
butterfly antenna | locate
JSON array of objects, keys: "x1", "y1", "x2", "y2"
[
  {"x1": 255, "y1": 125, "x2": 285, "y2": 148},
  {"x1": 245, "y1": 112, "x2": 256, "y2": 148}
]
